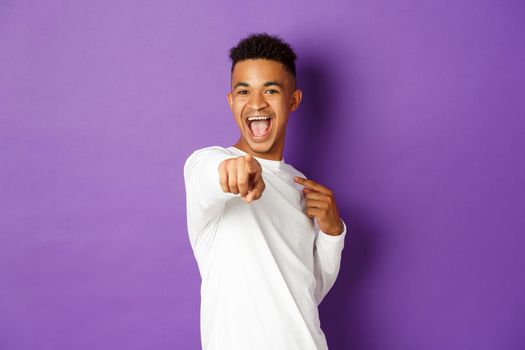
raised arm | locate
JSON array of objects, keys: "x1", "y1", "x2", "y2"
[
  {"x1": 184, "y1": 147, "x2": 265, "y2": 243},
  {"x1": 184, "y1": 147, "x2": 237, "y2": 216}
]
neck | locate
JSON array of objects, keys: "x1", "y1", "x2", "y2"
[{"x1": 233, "y1": 138, "x2": 284, "y2": 161}]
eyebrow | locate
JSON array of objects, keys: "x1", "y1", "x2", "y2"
[{"x1": 233, "y1": 81, "x2": 284, "y2": 89}]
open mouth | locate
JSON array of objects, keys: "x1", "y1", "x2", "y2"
[{"x1": 246, "y1": 115, "x2": 272, "y2": 138}]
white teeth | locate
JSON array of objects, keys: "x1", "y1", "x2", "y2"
[{"x1": 247, "y1": 116, "x2": 271, "y2": 121}]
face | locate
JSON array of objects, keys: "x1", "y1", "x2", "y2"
[{"x1": 227, "y1": 59, "x2": 302, "y2": 160}]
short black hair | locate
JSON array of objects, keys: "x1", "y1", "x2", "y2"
[{"x1": 229, "y1": 33, "x2": 297, "y2": 79}]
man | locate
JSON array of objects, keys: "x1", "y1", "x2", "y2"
[{"x1": 183, "y1": 33, "x2": 348, "y2": 350}]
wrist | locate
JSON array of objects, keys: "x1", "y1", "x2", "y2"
[{"x1": 321, "y1": 219, "x2": 344, "y2": 236}]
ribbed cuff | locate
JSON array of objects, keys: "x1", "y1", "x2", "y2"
[{"x1": 318, "y1": 218, "x2": 347, "y2": 242}]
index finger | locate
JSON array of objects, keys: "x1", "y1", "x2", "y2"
[
  {"x1": 294, "y1": 176, "x2": 331, "y2": 195},
  {"x1": 244, "y1": 154, "x2": 259, "y2": 174}
]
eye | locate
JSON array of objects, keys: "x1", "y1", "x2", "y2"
[
  {"x1": 265, "y1": 89, "x2": 279, "y2": 94},
  {"x1": 237, "y1": 90, "x2": 249, "y2": 95}
]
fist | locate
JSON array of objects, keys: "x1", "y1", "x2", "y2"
[{"x1": 218, "y1": 154, "x2": 265, "y2": 203}]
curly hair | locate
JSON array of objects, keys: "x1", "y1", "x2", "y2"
[{"x1": 229, "y1": 33, "x2": 297, "y2": 78}]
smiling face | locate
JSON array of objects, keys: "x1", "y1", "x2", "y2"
[{"x1": 228, "y1": 59, "x2": 302, "y2": 160}]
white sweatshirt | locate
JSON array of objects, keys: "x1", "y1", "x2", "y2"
[{"x1": 183, "y1": 145, "x2": 348, "y2": 350}]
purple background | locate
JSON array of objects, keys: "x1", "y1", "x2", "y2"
[{"x1": 1, "y1": 1, "x2": 524, "y2": 349}]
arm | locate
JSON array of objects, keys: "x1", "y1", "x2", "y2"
[
  {"x1": 313, "y1": 219, "x2": 347, "y2": 305},
  {"x1": 183, "y1": 147, "x2": 237, "y2": 222},
  {"x1": 293, "y1": 176, "x2": 348, "y2": 305},
  {"x1": 184, "y1": 147, "x2": 265, "y2": 245},
  {"x1": 184, "y1": 147, "x2": 237, "y2": 250}
]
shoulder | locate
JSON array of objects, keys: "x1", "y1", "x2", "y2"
[
  {"x1": 184, "y1": 146, "x2": 230, "y2": 163},
  {"x1": 183, "y1": 146, "x2": 235, "y2": 175}
]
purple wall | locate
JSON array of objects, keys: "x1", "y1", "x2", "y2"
[{"x1": 1, "y1": 1, "x2": 524, "y2": 349}]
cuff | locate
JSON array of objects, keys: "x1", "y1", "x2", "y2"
[{"x1": 317, "y1": 218, "x2": 347, "y2": 242}]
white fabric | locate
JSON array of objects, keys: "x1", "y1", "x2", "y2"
[{"x1": 183, "y1": 145, "x2": 348, "y2": 350}]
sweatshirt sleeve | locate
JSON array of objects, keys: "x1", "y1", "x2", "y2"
[
  {"x1": 183, "y1": 147, "x2": 239, "y2": 247},
  {"x1": 313, "y1": 218, "x2": 348, "y2": 305}
]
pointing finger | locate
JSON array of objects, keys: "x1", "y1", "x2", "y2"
[
  {"x1": 245, "y1": 154, "x2": 259, "y2": 174},
  {"x1": 294, "y1": 176, "x2": 332, "y2": 195}
]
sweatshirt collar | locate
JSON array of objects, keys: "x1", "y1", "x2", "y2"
[{"x1": 228, "y1": 146, "x2": 285, "y2": 170}]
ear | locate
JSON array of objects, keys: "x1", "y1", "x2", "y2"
[
  {"x1": 227, "y1": 91, "x2": 233, "y2": 112},
  {"x1": 289, "y1": 89, "x2": 302, "y2": 112}
]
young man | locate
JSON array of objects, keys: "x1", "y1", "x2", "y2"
[{"x1": 183, "y1": 33, "x2": 348, "y2": 350}]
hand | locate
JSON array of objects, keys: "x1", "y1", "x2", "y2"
[
  {"x1": 219, "y1": 154, "x2": 265, "y2": 203},
  {"x1": 294, "y1": 176, "x2": 344, "y2": 236}
]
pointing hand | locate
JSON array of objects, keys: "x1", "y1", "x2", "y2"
[
  {"x1": 219, "y1": 154, "x2": 265, "y2": 203},
  {"x1": 294, "y1": 177, "x2": 344, "y2": 236}
]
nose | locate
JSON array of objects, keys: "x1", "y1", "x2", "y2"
[{"x1": 247, "y1": 91, "x2": 268, "y2": 111}]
